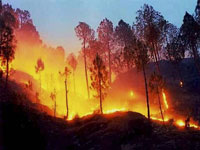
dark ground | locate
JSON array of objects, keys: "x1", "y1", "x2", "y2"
[{"x1": 1, "y1": 82, "x2": 200, "y2": 150}]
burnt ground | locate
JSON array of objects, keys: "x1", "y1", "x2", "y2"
[{"x1": 1, "y1": 80, "x2": 200, "y2": 150}]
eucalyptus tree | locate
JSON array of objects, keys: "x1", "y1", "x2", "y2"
[
  {"x1": 75, "y1": 22, "x2": 94, "y2": 99},
  {"x1": 135, "y1": 4, "x2": 167, "y2": 72},
  {"x1": 97, "y1": 18, "x2": 113, "y2": 83},
  {"x1": 180, "y1": 12, "x2": 200, "y2": 73},
  {"x1": 90, "y1": 53, "x2": 109, "y2": 114}
]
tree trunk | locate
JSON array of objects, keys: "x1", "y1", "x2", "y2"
[
  {"x1": 152, "y1": 43, "x2": 160, "y2": 74},
  {"x1": 157, "y1": 87, "x2": 164, "y2": 123},
  {"x1": 5, "y1": 58, "x2": 9, "y2": 88},
  {"x1": 83, "y1": 39, "x2": 90, "y2": 99},
  {"x1": 99, "y1": 73, "x2": 103, "y2": 114},
  {"x1": 142, "y1": 63, "x2": 151, "y2": 122},
  {"x1": 65, "y1": 80, "x2": 69, "y2": 119},
  {"x1": 108, "y1": 43, "x2": 111, "y2": 84}
]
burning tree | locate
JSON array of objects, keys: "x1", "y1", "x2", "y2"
[
  {"x1": 149, "y1": 72, "x2": 165, "y2": 123},
  {"x1": 0, "y1": 25, "x2": 16, "y2": 88},
  {"x1": 90, "y1": 53, "x2": 109, "y2": 114},
  {"x1": 97, "y1": 18, "x2": 113, "y2": 83},
  {"x1": 35, "y1": 58, "x2": 45, "y2": 93},
  {"x1": 133, "y1": 40, "x2": 151, "y2": 122},
  {"x1": 75, "y1": 22, "x2": 94, "y2": 99},
  {"x1": 114, "y1": 20, "x2": 135, "y2": 71},
  {"x1": 67, "y1": 53, "x2": 77, "y2": 93},
  {"x1": 60, "y1": 66, "x2": 71, "y2": 119}
]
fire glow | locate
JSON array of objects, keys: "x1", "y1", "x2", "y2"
[
  {"x1": 162, "y1": 91, "x2": 169, "y2": 109},
  {"x1": 6, "y1": 30, "x2": 199, "y2": 130}
]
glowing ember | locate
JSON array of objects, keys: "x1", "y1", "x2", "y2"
[
  {"x1": 176, "y1": 120, "x2": 185, "y2": 127},
  {"x1": 104, "y1": 108, "x2": 126, "y2": 114},
  {"x1": 180, "y1": 81, "x2": 183, "y2": 88},
  {"x1": 162, "y1": 91, "x2": 169, "y2": 109},
  {"x1": 175, "y1": 120, "x2": 199, "y2": 129},
  {"x1": 151, "y1": 116, "x2": 169, "y2": 122},
  {"x1": 190, "y1": 124, "x2": 199, "y2": 129}
]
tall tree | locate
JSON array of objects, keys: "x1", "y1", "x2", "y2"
[
  {"x1": 67, "y1": 53, "x2": 77, "y2": 93},
  {"x1": 75, "y1": 22, "x2": 94, "y2": 99},
  {"x1": 64, "y1": 67, "x2": 71, "y2": 119},
  {"x1": 180, "y1": 12, "x2": 200, "y2": 73},
  {"x1": 133, "y1": 40, "x2": 151, "y2": 122},
  {"x1": 97, "y1": 18, "x2": 113, "y2": 83},
  {"x1": 165, "y1": 29, "x2": 185, "y2": 81},
  {"x1": 135, "y1": 4, "x2": 167, "y2": 72},
  {"x1": 114, "y1": 20, "x2": 135, "y2": 70},
  {"x1": 59, "y1": 66, "x2": 71, "y2": 119},
  {"x1": 90, "y1": 54, "x2": 109, "y2": 114},
  {"x1": 149, "y1": 72, "x2": 165, "y2": 123},
  {"x1": 0, "y1": 25, "x2": 16, "y2": 87},
  {"x1": 0, "y1": 2, "x2": 17, "y2": 87}
]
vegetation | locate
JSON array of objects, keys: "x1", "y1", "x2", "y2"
[{"x1": 90, "y1": 53, "x2": 109, "y2": 114}]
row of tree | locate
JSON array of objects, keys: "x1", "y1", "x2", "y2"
[{"x1": 74, "y1": 1, "x2": 200, "y2": 120}]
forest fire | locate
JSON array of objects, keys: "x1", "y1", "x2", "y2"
[
  {"x1": 162, "y1": 91, "x2": 169, "y2": 109},
  {"x1": 1, "y1": 0, "x2": 200, "y2": 149}
]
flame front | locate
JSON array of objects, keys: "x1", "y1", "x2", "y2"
[{"x1": 162, "y1": 91, "x2": 169, "y2": 109}]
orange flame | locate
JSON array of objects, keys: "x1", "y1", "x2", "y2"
[{"x1": 162, "y1": 91, "x2": 169, "y2": 109}]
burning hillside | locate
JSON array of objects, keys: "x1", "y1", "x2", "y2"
[{"x1": 1, "y1": 0, "x2": 200, "y2": 149}]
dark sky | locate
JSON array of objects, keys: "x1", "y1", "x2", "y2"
[{"x1": 4, "y1": 0, "x2": 197, "y2": 53}]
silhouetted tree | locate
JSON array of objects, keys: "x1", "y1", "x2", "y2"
[
  {"x1": 135, "y1": 4, "x2": 167, "y2": 72},
  {"x1": 90, "y1": 54, "x2": 109, "y2": 114},
  {"x1": 75, "y1": 22, "x2": 94, "y2": 99},
  {"x1": 35, "y1": 58, "x2": 45, "y2": 93},
  {"x1": 114, "y1": 20, "x2": 135, "y2": 70},
  {"x1": 60, "y1": 66, "x2": 71, "y2": 119},
  {"x1": 149, "y1": 72, "x2": 165, "y2": 123},
  {"x1": 2, "y1": 4, "x2": 18, "y2": 29},
  {"x1": 16, "y1": 8, "x2": 32, "y2": 28},
  {"x1": 97, "y1": 18, "x2": 113, "y2": 83},
  {"x1": 0, "y1": 25, "x2": 16, "y2": 88},
  {"x1": 165, "y1": 28, "x2": 185, "y2": 81},
  {"x1": 67, "y1": 53, "x2": 77, "y2": 93},
  {"x1": 133, "y1": 40, "x2": 151, "y2": 122},
  {"x1": 180, "y1": 12, "x2": 200, "y2": 73}
]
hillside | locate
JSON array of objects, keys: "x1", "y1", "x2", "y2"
[
  {"x1": 1, "y1": 79, "x2": 200, "y2": 150},
  {"x1": 111, "y1": 58, "x2": 200, "y2": 122}
]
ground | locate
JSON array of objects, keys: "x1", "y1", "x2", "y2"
[{"x1": 1, "y1": 83, "x2": 200, "y2": 150}]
